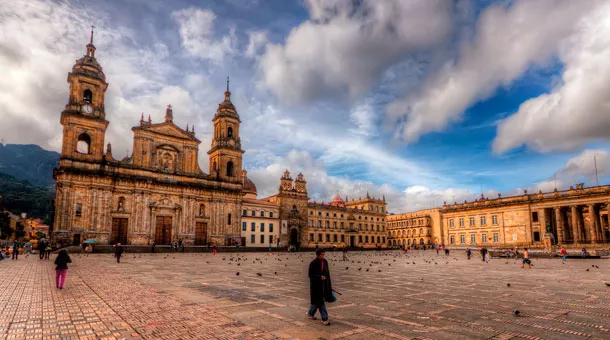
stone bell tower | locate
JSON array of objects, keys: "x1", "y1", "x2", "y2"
[
  {"x1": 59, "y1": 26, "x2": 109, "y2": 164},
  {"x1": 208, "y1": 78, "x2": 244, "y2": 183}
]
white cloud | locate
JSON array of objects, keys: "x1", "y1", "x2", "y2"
[
  {"x1": 247, "y1": 149, "x2": 481, "y2": 213},
  {"x1": 387, "y1": 0, "x2": 601, "y2": 144},
  {"x1": 493, "y1": 2, "x2": 610, "y2": 153},
  {"x1": 171, "y1": 7, "x2": 234, "y2": 63},
  {"x1": 258, "y1": 0, "x2": 453, "y2": 104},
  {"x1": 245, "y1": 30, "x2": 268, "y2": 58},
  {"x1": 528, "y1": 149, "x2": 610, "y2": 192}
]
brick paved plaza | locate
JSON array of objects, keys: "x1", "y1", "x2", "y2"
[{"x1": 1, "y1": 250, "x2": 609, "y2": 340}]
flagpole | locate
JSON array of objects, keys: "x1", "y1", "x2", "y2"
[{"x1": 594, "y1": 155, "x2": 599, "y2": 186}]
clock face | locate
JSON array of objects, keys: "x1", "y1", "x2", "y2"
[{"x1": 82, "y1": 105, "x2": 93, "y2": 114}]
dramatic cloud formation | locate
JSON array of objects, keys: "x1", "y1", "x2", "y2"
[
  {"x1": 387, "y1": 0, "x2": 601, "y2": 143},
  {"x1": 259, "y1": 0, "x2": 453, "y2": 104},
  {"x1": 493, "y1": 2, "x2": 610, "y2": 153},
  {"x1": 171, "y1": 7, "x2": 235, "y2": 63}
]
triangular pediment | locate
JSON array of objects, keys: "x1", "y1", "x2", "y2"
[{"x1": 139, "y1": 122, "x2": 199, "y2": 142}]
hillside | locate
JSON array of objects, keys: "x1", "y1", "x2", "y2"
[
  {"x1": 0, "y1": 172, "x2": 54, "y2": 221},
  {"x1": 0, "y1": 144, "x2": 59, "y2": 189}
]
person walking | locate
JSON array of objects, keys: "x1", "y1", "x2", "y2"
[
  {"x1": 178, "y1": 239, "x2": 183, "y2": 252},
  {"x1": 342, "y1": 247, "x2": 348, "y2": 261},
  {"x1": 54, "y1": 249, "x2": 72, "y2": 289},
  {"x1": 11, "y1": 242, "x2": 18, "y2": 260},
  {"x1": 521, "y1": 248, "x2": 531, "y2": 269},
  {"x1": 151, "y1": 242, "x2": 156, "y2": 253},
  {"x1": 44, "y1": 244, "x2": 52, "y2": 260},
  {"x1": 114, "y1": 243, "x2": 124, "y2": 263},
  {"x1": 306, "y1": 249, "x2": 333, "y2": 325},
  {"x1": 436, "y1": 245, "x2": 440, "y2": 256},
  {"x1": 559, "y1": 247, "x2": 567, "y2": 263},
  {"x1": 581, "y1": 247, "x2": 587, "y2": 258},
  {"x1": 480, "y1": 247, "x2": 487, "y2": 262},
  {"x1": 212, "y1": 245, "x2": 217, "y2": 256},
  {"x1": 39, "y1": 239, "x2": 46, "y2": 260},
  {"x1": 466, "y1": 248, "x2": 472, "y2": 260}
]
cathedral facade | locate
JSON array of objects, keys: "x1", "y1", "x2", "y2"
[{"x1": 53, "y1": 33, "x2": 245, "y2": 246}]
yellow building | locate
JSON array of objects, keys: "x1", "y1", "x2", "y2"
[
  {"x1": 441, "y1": 185, "x2": 610, "y2": 249},
  {"x1": 387, "y1": 208, "x2": 441, "y2": 247}
]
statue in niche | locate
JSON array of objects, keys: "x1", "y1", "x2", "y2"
[
  {"x1": 118, "y1": 197, "x2": 125, "y2": 211},
  {"x1": 199, "y1": 204, "x2": 205, "y2": 216}
]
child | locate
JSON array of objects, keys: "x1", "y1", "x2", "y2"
[
  {"x1": 521, "y1": 248, "x2": 531, "y2": 269},
  {"x1": 559, "y1": 247, "x2": 567, "y2": 263},
  {"x1": 54, "y1": 250, "x2": 72, "y2": 289}
]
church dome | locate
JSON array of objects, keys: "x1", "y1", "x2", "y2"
[
  {"x1": 244, "y1": 177, "x2": 257, "y2": 195},
  {"x1": 329, "y1": 194, "x2": 345, "y2": 207}
]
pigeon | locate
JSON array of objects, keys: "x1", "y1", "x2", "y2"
[
  {"x1": 605, "y1": 283, "x2": 610, "y2": 287},
  {"x1": 345, "y1": 267, "x2": 349, "y2": 270},
  {"x1": 236, "y1": 272, "x2": 240, "y2": 276},
  {"x1": 592, "y1": 265, "x2": 595, "y2": 268},
  {"x1": 507, "y1": 283, "x2": 511, "y2": 287},
  {"x1": 378, "y1": 270, "x2": 382, "y2": 272},
  {"x1": 257, "y1": 273, "x2": 262, "y2": 276},
  {"x1": 358, "y1": 268, "x2": 362, "y2": 271},
  {"x1": 274, "y1": 272, "x2": 277, "y2": 275},
  {"x1": 366, "y1": 269, "x2": 369, "y2": 272},
  {"x1": 513, "y1": 310, "x2": 520, "y2": 316},
  {"x1": 586, "y1": 268, "x2": 590, "y2": 271}
]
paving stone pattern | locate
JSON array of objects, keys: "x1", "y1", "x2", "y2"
[{"x1": 1, "y1": 250, "x2": 609, "y2": 339}]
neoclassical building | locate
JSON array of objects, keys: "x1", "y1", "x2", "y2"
[
  {"x1": 53, "y1": 33, "x2": 245, "y2": 246},
  {"x1": 441, "y1": 185, "x2": 610, "y2": 249}
]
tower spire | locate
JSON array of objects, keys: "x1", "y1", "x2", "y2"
[
  {"x1": 165, "y1": 104, "x2": 173, "y2": 123},
  {"x1": 86, "y1": 24, "x2": 96, "y2": 57},
  {"x1": 90, "y1": 24, "x2": 95, "y2": 44},
  {"x1": 226, "y1": 76, "x2": 230, "y2": 92}
]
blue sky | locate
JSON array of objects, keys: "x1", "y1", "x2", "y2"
[{"x1": 1, "y1": 0, "x2": 610, "y2": 212}]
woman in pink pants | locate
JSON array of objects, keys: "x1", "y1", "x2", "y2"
[{"x1": 54, "y1": 250, "x2": 72, "y2": 289}]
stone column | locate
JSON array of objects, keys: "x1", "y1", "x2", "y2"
[
  {"x1": 588, "y1": 204, "x2": 598, "y2": 243},
  {"x1": 554, "y1": 207, "x2": 564, "y2": 244},
  {"x1": 571, "y1": 206, "x2": 580, "y2": 243}
]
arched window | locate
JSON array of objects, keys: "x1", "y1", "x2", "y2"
[
  {"x1": 76, "y1": 133, "x2": 91, "y2": 154},
  {"x1": 419, "y1": 228, "x2": 423, "y2": 235},
  {"x1": 227, "y1": 126, "x2": 233, "y2": 138},
  {"x1": 420, "y1": 238, "x2": 424, "y2": 245},
  {"x1": 226, "y1": 161, "x2": 234, "y2": 177},
  {"x1": 407, "y1": 239, "x2": 411, "y2": 245},
  {"x1": 83, "y1": 89, "x2": 93, "y2": 103},
  {"x1": 213, "y1": 161, "x2": 217, "y2": 171}
]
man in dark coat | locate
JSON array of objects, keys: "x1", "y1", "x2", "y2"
[
  {"x1": 114, "y1": 243, "x2": 124, "y2": 263},
  {"x1": 307, "y1": 248, "x2": 333, "y2": 325}
]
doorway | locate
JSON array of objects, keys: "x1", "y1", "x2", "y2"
[
  {"x1": 195, "y1": 222, "x2": 207, "y2": 245},
  {"x1": 73, "y1": 234, "x2": 81, "y2": 246},
  {"x1": 350, "y1": 235, "x2": 355, "y2": 248},
  {"x1": 155, "y1": 216, "x2": 172, "y2": 245},
  {"x1": 111, "y1": 218, "x2": 128, "y2": 245},
  {"x1": 290, "y1": 228, "x2": 298, "y2": 245}
]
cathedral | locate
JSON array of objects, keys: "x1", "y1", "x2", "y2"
[
  {"x1": 52, "y1": 31, "x2": 391, "y2": 249},
  {"x1": 53, "y1": 31, "x2": 246, "y2": 246}
]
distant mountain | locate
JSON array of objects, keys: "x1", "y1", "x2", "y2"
[
  {"x1": 0, "y1": 172, "x2": 54, "y2": 221},
  {"x1": 0, "y1": 144, "x2": 60, "y2": 189}
]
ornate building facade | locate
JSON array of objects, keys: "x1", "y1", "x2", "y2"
[
  {"x1": 53, "y1": 34, "x2": 245, "y2": 246},
  {"x1": 441, "y1": 185, "x2": 610, "y2": 249},
  {"x1": 262, "y1": 171, "x2": 388, "y2": 249}
]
